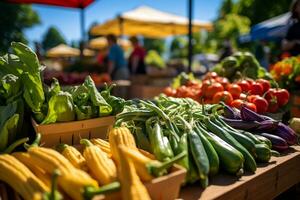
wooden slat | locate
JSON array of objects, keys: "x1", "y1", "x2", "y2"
[{"x1": 179, "y1": 146, "x2": 300, "y2": 200}]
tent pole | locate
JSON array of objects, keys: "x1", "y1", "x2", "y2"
[
  {"x1": 188, "y1": 0, "x2": 193, "y2": 72},
  {"x1": 80, "y1": 8, "x2": 85, "y2": 58}
]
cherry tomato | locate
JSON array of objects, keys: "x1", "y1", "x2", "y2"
[
  {"x1": 203, "y1": 72, "x2": 218, "y2": 80},
  {"x1": 250, "y1": 82, "x2": 264, "y2": 95},
  {"x1": 212, "y1": 91, "x2": 233, "y2": 105},
  {"x1": 227, "y1": 84, "x2": 242, "y2": 99},
  {"x1": 203, "y1": 82, "x2": 224, "y2": 99},
  {"x1": 215, "y1": 77, "x2": 229, "y2": 89},
  {"x1": 244, "y1": 102, "x2": 257, "y2": 112},
  {"x1": 231, "y1": 99, "x2": 244, "y2": 109},
  {"x1": 236, "y1": 80, "x2": 250, "y2": 92},
  {"x1": 176, "y1": 86, "x2": 188, "y2": 98},
  {"x1": 164, "y1": 87, "x2": 176, "y2": 96},
  {"x1": 251, "y1": 96, "x2": 269, "y2": 113},
  {"x1": 256, "y1": 79, "x2": 271, "y2": 93},
  {"x1": 275, "y1": 89, "x2": 289, "y2": 106}
]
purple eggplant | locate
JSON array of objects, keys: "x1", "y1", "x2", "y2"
[
  {"x1": 259, "y1": 133, "x2": 289, "y2": 152},
  {"x1": 220, "y1": 116, "x2": 260, "y2": 130},
  {"x1": 255, "y1": 120, "x2": 279, "y2": 132},
  {"x1": 223, "y1": 104, "x2": 241, "y2": 119},
  {"x1": 272, "y1": 123, "x2": 297, "y2": 145},
  {"x1": 240, "y1": 106, "x2": 264, "y2": 121}
]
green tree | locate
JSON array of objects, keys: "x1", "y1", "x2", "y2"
[
  {"x1": 42, "y1": 26, "x2": 66, "y2": 51},
  {"x1": 0, "y1": 2, "x2": 40, "y2": 54},
  {"x1": 143, "y1": 38, "x2": 165, "y2": 55},
  {"x1": 236, "y1": 0, "x2": 290, "y2": 25},
  {"x1": 218, "y1": 0, "x2": 237, "y2": 19},
  {"x1": 170, "y1": 36, "x2": 187, "y2": 58}
]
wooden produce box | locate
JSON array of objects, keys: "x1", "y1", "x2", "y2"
[
  {"x1": 180, "y1": 146, "x2": 300, "y2": 200},
  {"x1": 0, "y1": 165, "x2": 186, "y2": 200},
  {"x1": 32, "y1": 116, "x2": 115, "y2": 147},
  {"x1": 94, "y1": 165, "x2": 186, "y2": 200}
]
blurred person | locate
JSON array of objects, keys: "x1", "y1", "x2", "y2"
[
  {"x1": 282, "y1": 0, "x2": 300, "y2": 56},
  {"x1": 219, "y1": 39, "x2": 233, "y2": 61},
  {"x1": 128, "y1": 36, "x2": 146, "y2": 74},
  {"x1": 106, "y1": 34, "x2": 129, "y2": 80}
]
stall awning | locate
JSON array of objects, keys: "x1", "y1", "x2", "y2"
[
  {"x1": 239, "y1": 13, "x2": 291, "y2": 43},
  {"x1": 89, "y1": 37, "x2": 131, "y2": 50},
  {"x1": 46, "y1": 44, "x2": 94, "y2": 57},
  {"x1": 5, "y1": 0, "x2": 94, "y2": 8},
  {"x1": 91, "y1": 6, "x2": 213, "y2": 38}
]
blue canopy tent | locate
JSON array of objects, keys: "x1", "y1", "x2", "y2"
[{"x1": 240, "y1": 13, "x2": 291, "y2": 43}]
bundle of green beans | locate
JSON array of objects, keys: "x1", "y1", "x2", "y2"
[{"x1": 115, "y1": 94, "x2": 278, "y2": 187}]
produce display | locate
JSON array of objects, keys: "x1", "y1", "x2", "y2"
[
  {"x1": 0, "y1": 42, "x2": 299, "y2": 200},
  {"x1": 43, "y1": 71, "x2": 111, "y2": 86},
  {"x1": 164, "y1": 72, "x2": 289, "y2": 114},
  {"x1": 212, "y1": 51, "x2": 273, "y2": 81},
  {"x1": 0, "y1": 42, "x2": 124, "y2": 129},
  {"x1": 270, "y1": 56, "x2": 300, "y2": 90},
  {"x1": 116, "y1": 95, "x2": 296, "y2": 187},
  {"x1": 0, "y1": 127, "x2": 184, "y2": 200}
]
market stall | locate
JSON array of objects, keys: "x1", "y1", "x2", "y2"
[{"x1": 0, "y1": 42, "x2": 299, "y2": 200}]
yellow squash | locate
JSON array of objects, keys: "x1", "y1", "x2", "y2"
[
  {"x1": 90, "y1": 138, "x2": 111, "y2": 155},
  {"x1": 81, "y1": 139, "x2": 117, "y2": 185},
  {"x1": 118, "y1": 145, "x2": 151, "y2": 200},
  {"x1": 108, "y1": 126, "x2": 137, "y2": 162},
  {"x1": 0, "y1": 154, "x2": 49, "y2": 200},
  {"x1": 56, "y1": 144, "x2": 87, "y2": 171}
]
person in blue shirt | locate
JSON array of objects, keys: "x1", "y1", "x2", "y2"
[{"x1": 106, "y1": 34, "x2": 129, "y2": 80}]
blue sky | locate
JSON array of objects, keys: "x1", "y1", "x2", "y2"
[{"x1": 25, "y1": 0, "x2": 222, "y2": 44}]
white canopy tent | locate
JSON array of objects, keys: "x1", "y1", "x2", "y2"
[{"x1": 90, "y1": 5, "x2": 212, "y2": 38}]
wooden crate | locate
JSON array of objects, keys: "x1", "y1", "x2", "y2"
[
  {"x1": 32, "y1": 116, "x2": 115, "y2": 147},
  {"x1": 0, "y1": 165, "x2": 186, "y2": 200},
  {"x1": 180, "y1": 145, "x2": 300, "y2": 200}
]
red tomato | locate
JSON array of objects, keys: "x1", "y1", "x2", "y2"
[
  {"x1": 244, "y1": 102, "x2": 257, "y2": 112},
  {"x1": 164, "y1": 87, "x2": 176, "y2": 96},
  {"x1": 227, "y1": 84, "x2": 242, "y2": 99},
  {"x1": 250, "y1": 82, "x2": 264, "y2": 95},
  {"x1": 246, "y1": 79, "x2": 254, "y2": 86},
  {"x1": 215, "y1": 77, "x2": 230, "y2": 89},
  {"x1": 251, "y1": 96, "x2": 269, "y2": 113},
  {"x1": 186, "y1": 80, "x2": 200, "y2": 87},
  {"x1": 203, "y1": 82, "x2": 224, "y2": 99},
  {"x1": 275, "y1": 89, "x2": 289, "y2": 106},
  {"x1": 247, "y1": 95, "x2": 260, "y2": 103},
  {"x1": 264, "y1": 88, "x2": 276, "y2": 102},
  {"x1": 231, "y1": 99, "x2": 244, "y2": 109},
  {"x1": 176, "y1": 86, "x2": 188, "y2": 98},
  {"x1": 267, "y1": 98, "x2": 279, "y2": 113},
  {"x1": 256, "y1": 79, "x2": 271, "y2": 93},
  {"x1": 236, "y1": 80, "x2": 251, "y2": 92},
  {"x1": 212, "y1": 91, "x2": 233, "y2": 105},
  {"x1": 203, "y1": 72, "x2": 219, "y2": 80},
  {"x1": 239, "y1": 93, "x2": 247, "y2": 100},
  {"x1": 201, "y1": 79, "x2": 213, "y2": 92}
]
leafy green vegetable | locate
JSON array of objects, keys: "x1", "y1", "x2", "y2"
[
  {"x1": 72, "y1": 85, "x2": 89, "y2": 106},
  {"x1": 75, "y1": 105, "x2": 93, "y2": 120},
  {"x1": 42, "y1": 91, "x2": 75, "y2": 124},
  {"x1": 46, "y1": 78, "x2": 61, "y2": 101},
  {"x1": 83, "y1": 76, "x2": 112, "y2": 117},
  {"x1": 22, "y1": 72, "x2": 45, "y2": 112},
  {"x1": 0, "y1": 74, "x2": 21, "y2": 101},
  {"x1": 0, "y1": 114, "x2": 19, "y2": 151},
  {"x1": 101, "y1": 84, "x2": 125, "y2": 115}
]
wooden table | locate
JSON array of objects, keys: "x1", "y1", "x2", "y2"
[{"x1": 179, "y1": 146, "x2": 300, "y2": 200}]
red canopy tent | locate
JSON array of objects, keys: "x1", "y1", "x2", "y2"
[{"x1": 5, "y1": 0, "x2": 96, "y2": 56}]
